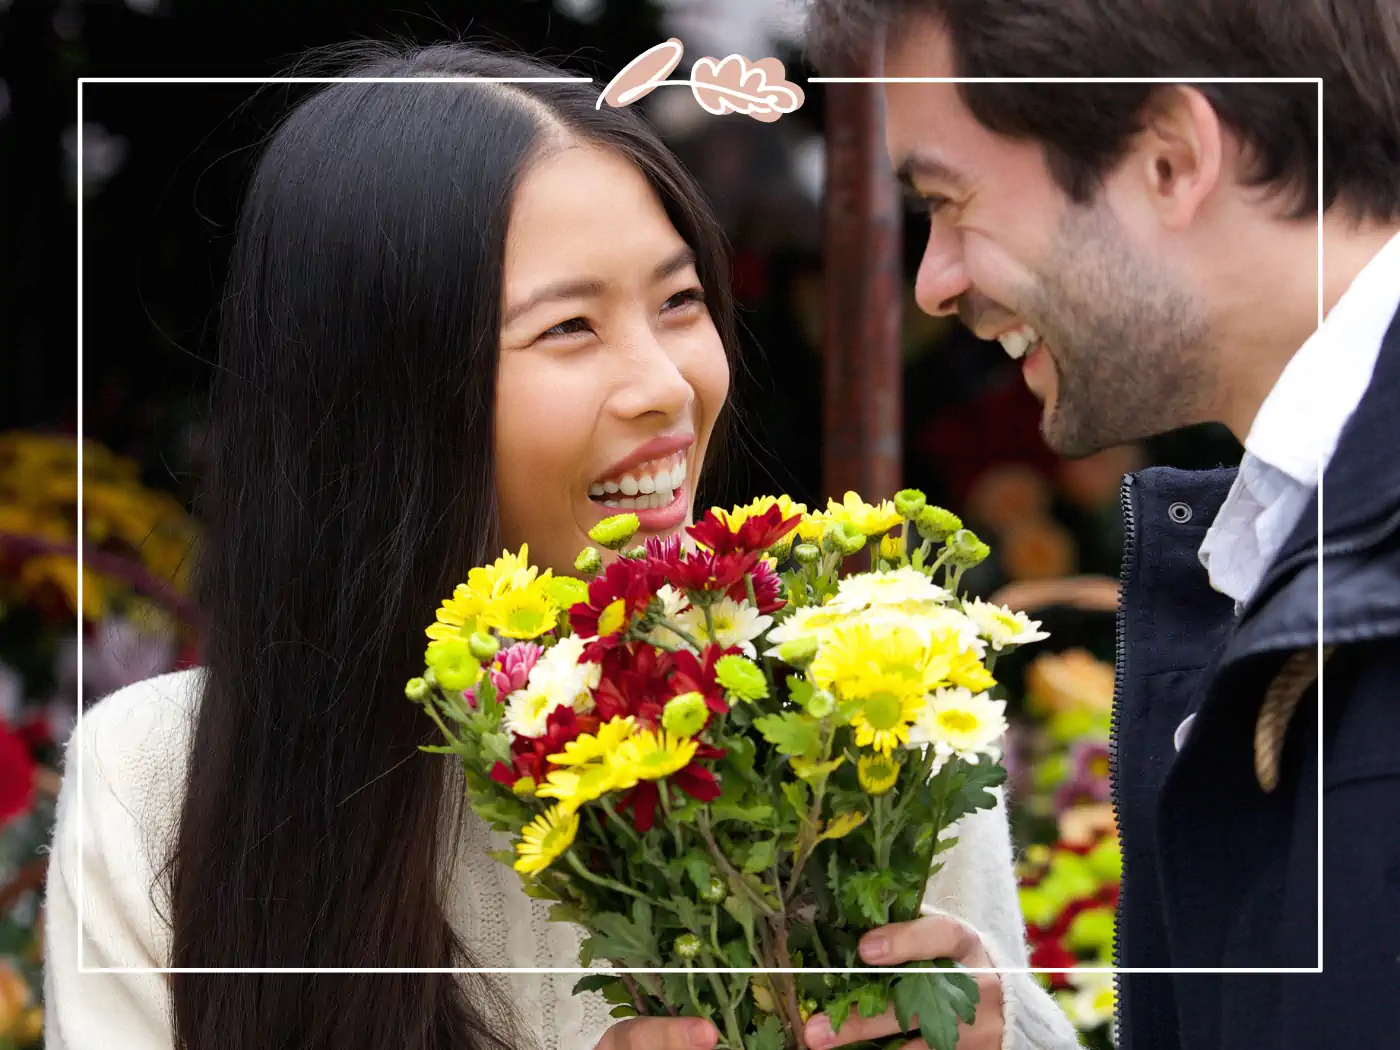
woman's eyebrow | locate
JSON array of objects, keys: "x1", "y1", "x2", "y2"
[
  {"x1": 653, "y1": 246, "x2": 696, "y2": 282},
  {"x1": 502, "y1": 277, "x2": 606, "y2": 326},
  {"x1": 503, "y1": 247, "x2": 697, "y2": 326}
]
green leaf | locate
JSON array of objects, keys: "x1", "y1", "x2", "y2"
[
  {"x1": 683, "y1": 850, "x2": 713, "y2": 893},
  {"x1": 856, "y1": 981, "x2": 892, "y2": 1018},
  {"x1": 480, "y1": 731, "x2": 513, "y2": 767},
  {"x1": 470, "y1": 793, "x2": 534, "y2": 830},
  {"x1": 585, "y1": 909, "x2": 658, "y2": 968},
  {"x1": 825, "y1": 990, "x2": 857, "y2": 1032},
  {"x1": 742, "y1": 839, "x2": 778, "y2": 874},
  {"x1": 753, "y1": 711, "x2": 820, "y2": 757},
  {"x1": 573, "y1": 974, "x2": 620, "y2": 995},
  {"x1": 786, "y1": 674, "x2": 815, "y2": 709},
  {"x1": 891, "y1": 972, "x2": 981, "y2": 1050},
  {"x1": 781, "y1": 779, "x2": 810, "y2": 819},
  {"x1": 609, "y1": 1004, "x2": 640, "y2": 1019},
  {"x1": 749, "y1": 1015, "x2": 787, "y2": 1050},
  {"x1": 711, "y1": 800, "x2": 776, "y2": 824},
  {"x1": 843, "y1": 870, "x2": 899, "y2": 926}
]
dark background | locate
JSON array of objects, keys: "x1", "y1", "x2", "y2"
[{"x1": 2, "y1": 0, "x2": 1244, "y2": 595}]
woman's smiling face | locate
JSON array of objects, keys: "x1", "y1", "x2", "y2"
[{"x1": 494, "y1": 138, "x2": 730, "y2": 573}]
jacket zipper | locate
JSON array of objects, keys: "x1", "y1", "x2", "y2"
[{"x1": 1109, "y1": 473, "x2": 1137, "y2": 1047}]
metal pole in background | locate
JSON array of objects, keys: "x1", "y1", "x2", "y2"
[{"x1": 820, "y1": 39, "x2": 903, "y2": 502}]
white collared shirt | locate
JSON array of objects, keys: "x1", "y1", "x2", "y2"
[{"x1": 1199, "y1": 229, "x2": 1400, "y2": 607}]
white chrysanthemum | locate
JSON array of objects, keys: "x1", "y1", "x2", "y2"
[
  {"x1": 827, "y1": 566, "x2": 952, "y2": 613},
  {"x1": 907, "y1": 687, "x2": 1007, "y2": 762},
  {"x1": 762, "y1": 603, "x2": 853, "y2": 654},
  {"x1": 962, "y1": 597, "x2": 1050, "y2": 651},
  {"x1": 1061, "y1": 970, "x2": 1115, "y2": 1030},
  {"x1": 502, "y1": 682, "x2": 568, "y2": 739},
  {"x1": 645, "y1": 585, "x2": 693, "y2": 649},
  {"x1": 865, "y1": 603, "x2": 987, "y2": 657},
  {"x1": 528, "y1": 634, "x2": 601, "y2": 713},
  {"x1": 676, "y1": 597, "x2": 773, "y2": 658}
]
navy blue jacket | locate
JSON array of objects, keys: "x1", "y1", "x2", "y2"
[{"x1": 1114, "y1": 308, "x2": 1400, "y2": 1050}]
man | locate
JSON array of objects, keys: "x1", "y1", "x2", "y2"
[{"x1": 803, "y1": 2, "x2": 1400, "y2": 1049}]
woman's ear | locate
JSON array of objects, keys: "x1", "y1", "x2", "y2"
[{"x1": 1134, "y1": 86, "x2": 1225, "y2": 231}]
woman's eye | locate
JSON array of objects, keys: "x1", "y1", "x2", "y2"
[
  {"x1": 663, "y1": 287, "x2": 706, "y2": 313},
  {"x1": 541, "y1": 316, "x2": 593, "y2": 339}
]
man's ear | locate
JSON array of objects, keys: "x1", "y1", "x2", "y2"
[{"x1": 1133, "y1": 86, "x2": 1224, "y2": 230}]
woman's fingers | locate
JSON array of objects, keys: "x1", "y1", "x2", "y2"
[
  {"x1": 805, "y1": 1006, "x2": 904, "y2": 1048},
  {"x1": 595, "y1": 1016, "x2": 719, "y2": 1050},
  {"x1": 858, "y1": 913, "x2": 994, "y2": 967}
]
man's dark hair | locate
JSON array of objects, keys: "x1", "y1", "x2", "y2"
[{"x1": 807, "y1": 0, "x2": 1400, "y2": 224}]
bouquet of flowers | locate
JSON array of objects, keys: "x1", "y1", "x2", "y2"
[{"x1": 405, "y1": 490, "x2": 1049, "y2": 1050}]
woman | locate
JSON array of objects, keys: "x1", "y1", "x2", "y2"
[{"x1": 44, "y1": 43, "x2": 1080, "y2": 1050}]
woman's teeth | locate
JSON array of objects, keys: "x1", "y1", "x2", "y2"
[
  {"x1": 998, "y1": 325, "x2": 1040, "y2": 360},
  {"x1": 589, "y1": 452, "x2": 687, "y2": 510}
]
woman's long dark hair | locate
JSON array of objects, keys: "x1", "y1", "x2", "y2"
[{"x1": 167, "y1": 41, "x2": 738, "y2": 1050}]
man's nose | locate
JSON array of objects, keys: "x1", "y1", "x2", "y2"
[{"x1": 913, "y1": 227, "x2": 969, "y2": 318}]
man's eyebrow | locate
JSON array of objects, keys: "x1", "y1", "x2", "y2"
[
  {"x1": 502, "y1": 248, "x2": 697, "y2": 327},
  {"x1": 895, "y1": 151, "x2": 968, "y2": 194}
]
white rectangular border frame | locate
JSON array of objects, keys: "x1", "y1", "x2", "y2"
[{"x1": 76, "y1": 74, "x2": 1325, "y2": 977}]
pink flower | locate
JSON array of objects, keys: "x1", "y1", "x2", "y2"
[
  {"x1": 464, "y1": 642, "x2": 542, "y2": 707},
  {"x1": 492, "y1": 642, "x2": 543, "y2": 696}
]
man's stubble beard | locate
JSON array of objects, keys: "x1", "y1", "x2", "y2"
[{"x1": 1023, "y1": 201, "x2": 1214, "y2": 459}]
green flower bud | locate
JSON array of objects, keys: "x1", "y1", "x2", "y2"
[
  {"x1": 422, "y1": 667, "x2": 438, "y2": 689},
  {"x1": 468, "y1": 632, "x2": 500, "y2": 663},
  {"x1": 662, "y1": 691, "x2": 710, "y2": 737},
  {"x1": 894, "y1": 488, "x2": 927, "y2": 519},
  {"x1": 822, "y1": 973, "x2": 838, "y2": 989},
  {"x1": 674, "y1": 933, "x2": 703, "y2": 960},
  {"x1": 573, "y1": 547, "x2": 604, "y2": 576},
  {"x1": 588, "y1": 513, "x2": 640, "y2": 551},
  {"x1": 700, "y1": 877, "x2": 727, "y2": 904},
  {"x1": 404, "y1": 677, "x2": 431, "y2": 703},
  {"x1": 829, "y1": 521, "x2": 866, "y2": 556},
  {"x1": 916, "y1": 505, "x2": 963, "y2": 543},
  {"x1": 805, "y1": 688, "x2": 836, "y2": 719},
  {"x1": 715, "y1": 654, "x2": 769, "y2": 702},
  {"x1": 793, "y1": 542, "x2": 821, "y2": 566},
  {"x1": 424, "y1": 637, "x2": 481, "y2": 692},
  {"x1": 946, "y1": 528, "x2": 991, "y2": 569},
  {"x1": 776, "y1": 635, "x2": 819, "y2": 669},
  {"x1": 618, "y1": 546, "x2": 648, "y2": 561}
]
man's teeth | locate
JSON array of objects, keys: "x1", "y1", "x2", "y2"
[
  {"x1": 997, "y1": 325, "x2": 1040, "y2": 360},
  {"x1": 589, "y1": 452, "x2": 688, "y2": 510}
]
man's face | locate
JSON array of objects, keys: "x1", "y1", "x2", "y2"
[{"x1": 883, "y1": 20, "x2": 1213, "y2": 457}]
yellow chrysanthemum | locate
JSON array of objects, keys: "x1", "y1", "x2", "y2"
[
  {"x1": 823, "y1": 491, "x2": 903, "y2": 537},
  {"x1": 947, "y1": 647, "x2": 998, "y2": 693},
  {"x1": 18, "y1": 554, "x2": 106, "y2": 621},
  {"x1": 547, "y1": 716, "x2": 637, "y2": 766},
  {"x1": 429, "y1": 545, "x2": 549, "y2": 641},
  {"x1": 536, "y1": 760, "x2": 633, "y2": 814},
  {"x1": 847, "y1": 681, "x2": 923, "y2": 754},
  {"x1": 513, "y1": 806, "x2": 579, "y2": 875},
  {"x1": 480, "y1": 581, "x2": 559, "y2": 640},
  {"x1": 615, "y1": 729, "x2": 698, "y2": 782},
  {"x1": 857, "y1": 753, "x2": 901, "y2": 795},
  {"x1": 795, "y1": 512, "x2": 829, "y2": 545},
  {"x1": 809, "y1": 621, "x2": 952, "y2": 696}
]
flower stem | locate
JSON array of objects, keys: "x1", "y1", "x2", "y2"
[
  {"x1": 706, "y1": 972, "x2": 747, "y2": 1050},
  {"x1": 564, "y1": 849, "x2": 678, "y2": 918},
  {"x1": 659, "y1": 618, "x2": 705, "y2": 651}
]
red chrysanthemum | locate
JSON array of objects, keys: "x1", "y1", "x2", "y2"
[
  {"x1": 489, "y1": 705, "x2": 596, "y2": 789},
  {"x1": 688, "y1": 505, "x2": 802, "y2": 556},
  {"x1": 667, "y1": 549, "x2": 761, "y2": 595},
  {"x1": 0, "y1": 718, "x2": 35, "y2": 826},
  {"x1": 1027, "y1": 937, "x2": 1079, "y2": 989},
  {"x1": 570, "y1": 560, "x2": 662, "y2": 659},
  {"x1": 617, "y1": 753, "x2": 725, "y2": 831},
  {"x1": 728, "y1": 556, "x2": 786, "y2": 614},
  {"x1": 667, "y1": 646, "x2": 734, "y2": 718}
]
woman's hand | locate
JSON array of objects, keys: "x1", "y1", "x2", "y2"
[
  {"x1": 595, "y1": 1016, "x2": 719, "y2": 1050},
  {"x1": 803, "y1": 915, "x2": 1005, "y2": 1050}
]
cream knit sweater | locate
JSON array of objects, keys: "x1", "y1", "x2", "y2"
[{"x1": 44, "y1": 669, "x2": 1080, "y2": 1050}]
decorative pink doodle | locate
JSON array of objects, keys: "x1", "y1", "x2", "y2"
[{"x1": 597, "y1": 38, "x2": 805, "y2": 123}]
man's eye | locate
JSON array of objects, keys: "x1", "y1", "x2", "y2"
[
  {"x1": 542, "y1": 317, "x2": 593, "y2": 338},
  {"x1": 922, "y1": 194, "x2": 951, "y2": 217}
]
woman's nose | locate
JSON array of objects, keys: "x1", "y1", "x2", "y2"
[
  {"x1": 914, "y1": 225, "x2": 970, "y2": 318},
  {"x1": 611, "y1": 330, "x2": 694, "y2": 422}
]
